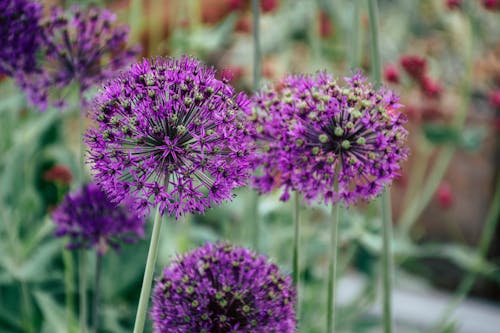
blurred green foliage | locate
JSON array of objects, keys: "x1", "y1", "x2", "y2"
[{"x1": 1, "y1": 0, "x2": 499, "y2": 332}]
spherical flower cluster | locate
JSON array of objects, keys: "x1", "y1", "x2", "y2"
[
  {"x1": 52, "y1": 183, "x2": 145, "y2": 254},
  {"x1": 86, "y1": 56, "x2": 254, "y2": 219},
  {"x1": 16, "y1": 5, "x2": 139, "y2": 111},
  {"x1": 151, "y1": 242, "x2": 296, "y2": 333},
  {"x1": 0, "y1": 0, "x2": 42, "y2": 75},
  {"x1": 251, "y1": 72, "x2": 408, "y2": 204}
]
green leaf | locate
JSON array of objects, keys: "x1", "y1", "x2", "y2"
[
  {"x1": 423, "y1": 124, "x2": 486, "y2": 151},
  {"x1": 423, "y1": 123, "x2": 459, "y2": 145},
  {"x1": 458, "y1": 127, "x2": 486, "y2": 151},
  {"x1": 18, "y1": 241, "x2": 62, "y2": 282},
  {"x1": 34, "y1": 291, "x2": 71, "y2": 333}
]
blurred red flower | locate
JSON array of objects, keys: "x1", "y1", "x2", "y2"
[
  {"x1": 400, "y1": 55, "x2": 427, "y2": 80},
  {"x1": 436, "y1": 182, "x2": 454, "y2": 209},
  {"x1": 44, "y1": 165, "x2": 73, "y2": 185},
  {"x1": 261, "y1": 0, "x2": 278, "y2": 13},
  {"x1": 319, "y1": 11, "x2": 333, "y2": 38},
  {"x1": 482, "y1": 0, "x2": 500, "y2": 11},
  {"x1": 420, "y1": 75, "x2": 443, "y2": 98},
  {"x1": 445, "y1": 0, "x2": 462, "y2": 10},
  {"x1": 384, "y1": 64, "x2": 400, "y2": 84},
  {"x1": 489, "y1": 89, "x2": 500, "y2": 109}
]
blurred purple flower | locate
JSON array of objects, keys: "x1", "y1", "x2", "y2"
[
  {"x1": 251, "y1": 72, "x2": 408, "y2": 205},
  {"x1": 16, "y1": 5, "x2": 139, "y2": 111},
  {"x1": 52, "y1": 182, "x2": 145, "y2": 254},
  {"x1": 151, "y1": 242, "x2": 296, "y2": 333},
  {"x1": 85, "y1": 56, "x2": 254, "y2": 219},
  {"x1": 0, "y1": 0, "x2": 42, "y2": 75}
]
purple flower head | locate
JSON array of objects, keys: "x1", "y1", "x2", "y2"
[
  {"x1": 16, "y1": 5, "x2": 139, "y2": 111},
  {"x1": 251, "y1": 72, "x2": 408, "y2": 205},
  {"x1": 85, "y1": 56, "x2": 254, "y2": 219},
  {"x1": 52, "y1": 182, "x2": 145, "y2": 254},
  {"x1": 151, "y1": 242, "x2": 296, "y2": 333},
  {"x1": 0, "y1": 0, "x2": 42, "y2": 75}
]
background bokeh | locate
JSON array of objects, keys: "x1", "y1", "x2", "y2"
[{"x1": 0, "y1": 0, "x2": 499, "y2": 332}]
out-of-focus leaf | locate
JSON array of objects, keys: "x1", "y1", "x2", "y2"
[
  {"x1": 459, "y1": 127, "x2": 486, "y2": 151},
  {"x1": 423, "y1": 124, "x2": 486, "y2": 150},
  {"x1": 0, "y1": 302, "x2": 22, "y2": 330},
  {"x1": 436, "y1": 321, "x2": 458, "y2": 333},
  {"x1": 170, "y1": 14, "x2": 238, "y2": 56},
  {"x1": 423, "y1": 123, "x2": 459, "y2": 145},
  {"x1": 18, "y1": 241, "x2": 62, "y2": 282},
  {"x1": 34, "y1": 291, "x2": 72, "y2": 333}
]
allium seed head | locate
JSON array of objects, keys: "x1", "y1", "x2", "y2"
[
  {"x1": 151, "y1": 242, "x2": 296, "y2": 333},
  {"x1": 16, "y1": 5, "x2": 139, "y2": 111},
  {"x1": 251, "y1": 72, "x2": 408, "y2": 205},
  {"x1": 0, "y1": 0, "x2": 42, "y2": 75},
  {"x1": 86, "y1": 56, "x2": 254, "y2": 219},
  {"x1": 52, "y1": 183, "x2": 145, "y2": 254}
]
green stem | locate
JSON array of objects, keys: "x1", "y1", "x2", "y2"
[
  {"x1": 432, "y1": 174, "x2": 500, "y2": 332},
  {"x1": 20, "y1": 282, "x2": 35, "y2": 333},
  {"x1": 63, "y1": 250, "x2": 76, "y2": 333},
  {"x1": 248, "y1": 190, "x2": 260, "y2": 251},
  {"x1": 292, "y1": 192, "x2": 300, "y2": 311},
  {"x1": 367, "y1": 0, "x2": 381, "y2": 86},
  {"x1": 348, "y1": 0, "x2": 362, "y2": 70},
  {"x1": 367, "y1": 1, "x2": 394, "y2": 332},
  {"x1": 252, "y1": 0, "x2": 262, "y2": 91},
  {"x1": 133, "y1": 206, "x2": 163, "y2": 333},
  {"x1": 327, "y1": 202, "x2": 341, "y2": 333},
  {"x1": 91, "y1": 253, "x2": 102, "y2": 333},
  {"x1": 250, "y1": 0, "x2": 262, "y2": 252},
  {"x1": 79, "y1": 250, "x2": 88, "y2": 333},
  {"x1": 381, "y1": 189, "x2": 394, "y2": 333},
  {"x1": 129, "y1": 0, "x2": 143, "y2": 44}
]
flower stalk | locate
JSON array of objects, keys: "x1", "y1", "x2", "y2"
[
  {"x1": 367, "y1": 0, "x2": 394, "y2": 332},
  {"x1": 292, "y1": 191, "x2": 300, "y2": 310},
  {"x1": 91, "y1": 253, "x2": 102, "y2": 333},
  {"x1": 327, "y1": 201, "x2": 340, "y2": 333},
  {"x1": 133, "y1": 206, "x2": 163, "y2": 333}
]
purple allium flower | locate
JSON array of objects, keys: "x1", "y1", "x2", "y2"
[
  {"x1": 151, "y1": 242, "x2": 296, "y2": 333},
  {"x1": 85, "y1": 56, "x2": 254, "y2": 219},
  {"x1": 52, "y1": 182, "x2": 145, "y2": 254},
  {"x1": 251, "y1": 72, "x2": 408, "y2": 204},
  {"x1": 0, "y1": 0, "x2": 42, "y2": 75},
  {"x1": 16, "y1": 5, "x2": 139, "y2": 111}
]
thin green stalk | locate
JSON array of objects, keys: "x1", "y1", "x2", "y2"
[
  {"x1": 252, "y1": 0, "x2": 262, "y2": 91},
  {"x1": 432, "y1": 175, "x2": 500, "y2": 332},
  {"x1": 327, "y1": 202, "x2": 341, "y2": 333},
  {"x1": 133, "y1": 206, "x2": 163, "y2": 333},
  {"x1": 348, "y1": 0, "x2": 362, "y2": 70},
  {"x1": 250, "y1": 0, "x2": 262, "y2": 252},
  {"x1": 63, "y1": 250, "x2": 76, "y2": 333},
  {"x1": 128, "y1": 0, "x2": 143, "y2": 44},
  {"x1": 91, "y1": 253, "x2": 102, "y2": 333},
  {"x1": 79, "y1": 250, "x2": 88, "y2": 333},
  {"x1": 20, "y1": 282, "x2": 35, "y2": 333},
  {"x1": 367, "y1": 1, "x2": 393, "y2": 332},
  {"x1": 381, "y1": 189, "x2": 394, "y2": 333},
  {"x1": 292, "y1": 192, "x2": 300, "y2": 308},
  {"x1": 367, "y1": 0, "x2": 381, "y2": 86}
]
